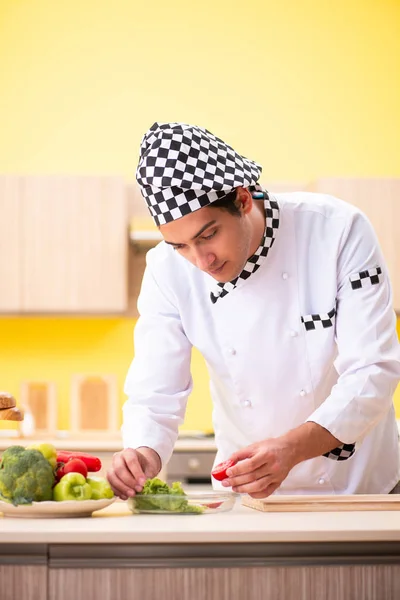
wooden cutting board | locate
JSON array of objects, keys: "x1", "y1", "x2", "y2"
[{"x1": 242, "y1": 494, "x2": 400, "y2": 512}]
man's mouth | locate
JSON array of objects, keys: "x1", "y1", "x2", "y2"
[{"x1": 209, "y1": 262, "x2": 226, "y2": 275}]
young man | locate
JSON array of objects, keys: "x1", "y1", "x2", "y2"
[{"x1": 107, "y1": 122, "x2": 400, "y2": 500}]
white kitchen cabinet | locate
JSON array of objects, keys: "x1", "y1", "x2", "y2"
[{"x1": 0, "y1": 176, "x2": 128, "y2": 313}]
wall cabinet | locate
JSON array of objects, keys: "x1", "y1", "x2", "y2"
[
  {"x1": 0, "y1": 178, "x2": 22, "y2": 311},
  {"x1": 0, "y1": 176, "x2": 128, "y2": 313}
]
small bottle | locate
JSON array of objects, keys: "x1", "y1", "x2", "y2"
[{"x1": 19, "y1": 404, "x2": 35, "y2": 438}]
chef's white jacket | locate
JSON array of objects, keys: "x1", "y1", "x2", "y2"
[{"x1": 123, "y1": 192, "x2": 400, "y2": 494}]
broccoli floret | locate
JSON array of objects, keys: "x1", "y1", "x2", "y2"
[
  {"x1": 0, "y1": 446, "x2": 55, "y2": 506},
  {"x1": 133, "y1": 477, "x2": 204, "y2": 513}
]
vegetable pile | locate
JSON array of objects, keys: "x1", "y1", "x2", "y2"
[
  {"x1": 0, "y1": 443, "x2": 113, "y2": 506},
  {"x1": 0, "y1": 446, "x2": 54, "y2": 505},
  {"x1": 133, "y1": 477, "x2": 204, "y2": 514}
]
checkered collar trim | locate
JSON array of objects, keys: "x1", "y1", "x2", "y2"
[{"x1": 210, "y1": 192, "x2": 280, "y2": 304}]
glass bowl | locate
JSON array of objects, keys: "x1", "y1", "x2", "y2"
[{"x1": 127, "y1": 491, "x2": 238, "y2": 515}]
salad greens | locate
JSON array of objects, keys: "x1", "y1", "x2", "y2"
[{"x1": 133, "y1": 477, "x2": 204, "y2": 513}]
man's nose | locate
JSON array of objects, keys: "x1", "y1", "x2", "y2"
[{"x1": 192, "y1": 247, "x2": 216, "y2": 271}]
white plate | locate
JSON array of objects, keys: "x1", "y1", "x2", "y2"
[{"x1": 0, "y1": 497, "x2": 115, "y2": 518}]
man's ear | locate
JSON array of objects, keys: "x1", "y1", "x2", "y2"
[{"x1": 235, "y1": 187, "x2": 253, "y2": 215}]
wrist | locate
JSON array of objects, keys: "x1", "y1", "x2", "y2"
[
  {"x1": 136, "y1": 446, "x2": 162, "y2": 474},
  {"x1": 281, "y1": 422, "x2": 342, "y2": 466}
]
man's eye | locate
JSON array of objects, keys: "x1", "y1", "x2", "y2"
[
  {"x1": 203, "y1": 230, "x2": 217, "y2": 240},
  {"x1": 173, "y1": 245, "x2": 184, "y2": 251}
]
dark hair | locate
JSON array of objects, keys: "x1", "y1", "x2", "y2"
[{"x1": 209, "y1": 189, "x2": 241, "y2": 216}]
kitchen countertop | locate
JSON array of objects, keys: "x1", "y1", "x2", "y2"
[
  {"x1": 0, "y1": 436, "x2": 217, "y2": 453},
  {"x1": 1, "y1": 499, "x2": 400, "y2": 544},
  {"x1": 1, "y1": 420, "x2": 399, "y2": 453}
]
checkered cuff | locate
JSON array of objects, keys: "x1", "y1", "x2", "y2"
[{"x1": 323, "y1": 443, "x2": 356, "y2": 461}]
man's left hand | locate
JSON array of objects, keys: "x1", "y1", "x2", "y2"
[{"x1": 221, "y1": 437, "x2": 297, "y2": 498}]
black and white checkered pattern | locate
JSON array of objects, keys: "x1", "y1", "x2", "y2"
[
  {"x1": 301, "y1": 307, "x2": 336, "y2": 331},
  {"x1": 323, "y1": 443, "x2": 356, "y2": 461},
  {"x1": 136, "y1": 122, "x2": 263, "y2": 226},
  {"x1": 210, "y1": 194, "x2": 279, "y2": 304},
  {"x1": 350, "y1": 266, "x2": 382, "y2": 290}
]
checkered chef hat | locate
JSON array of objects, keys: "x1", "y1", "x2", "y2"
[{"x1": 136, "y1": 122, "x2": 263, "y2": 226}]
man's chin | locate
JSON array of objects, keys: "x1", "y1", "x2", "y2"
[{"x1": 209, "y1": 264, "x2": 240, "y2": 283}]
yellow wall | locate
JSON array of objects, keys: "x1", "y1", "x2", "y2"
[
  {"x1": 0, "y1": 318, "x2": 399, "y2": 433},
  {"x1": 0, "y1": 1, "x2": 399, "y2": 431},
  {"x1": 0, "y1": 318, "x2": 213, "y2": 432},
  {"x1": 0, "y1": 1, "x2": 399, "y2": 180}
]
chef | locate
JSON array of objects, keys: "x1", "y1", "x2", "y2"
[{"x1": 107, "y1": 122, "x2": 400, "y2": 500}]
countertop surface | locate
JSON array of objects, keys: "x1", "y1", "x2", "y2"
[
  {"x1": 1, "y1": 420, "x2": 399, "y2": 453},
  {"x1": 1, "y1": 499, "x2": 400, "y2": 544},
  {"x1": 0, "y1": 436, "x2": 217, "y2": 453}
]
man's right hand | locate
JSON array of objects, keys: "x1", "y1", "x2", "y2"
[{"x1": 107, "y1": 446, "x2": 161, "y2": 500}]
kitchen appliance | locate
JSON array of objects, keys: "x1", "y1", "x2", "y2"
[{"x1": 166, "y1": 449, "x2": 216, "y2": 489}]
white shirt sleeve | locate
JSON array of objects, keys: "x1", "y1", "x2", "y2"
[
  {"x1": 122, "y1": 249, "x2": 193, "y2": 466},
  {"x1": 306, "y1": 209, "x2": 400, "y2": 446}
]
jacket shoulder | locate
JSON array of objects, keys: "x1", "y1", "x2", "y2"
[{"x1": 274, "y1": 191, "x2": 360, "y2": 222}]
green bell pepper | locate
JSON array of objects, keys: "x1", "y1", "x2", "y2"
[
  {"x1": 86, "y1": 476, "x2": 114, "y2": 500},
  {"x1": 53, "y1": 472, "x2": 92, "y2": 501},
  {"x1": 27, "y1": 443, "x2": 57, "y2": 469}
]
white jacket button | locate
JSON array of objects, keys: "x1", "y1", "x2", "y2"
[
  {"x1": 299, "y1": 389, "x2": 306, "y2": 397},
  {"x1": 318, "y1": 478, "x2": 325, "y2": 485},
  {"x1": 290, "y1": 330, "x2": 298, "y2": 337},
  {"x1": 228, "y1": 348, "x2": 237, "y2": 356},
  {"x1": 282, "y1": 272, "x2": 289, "y2": 280},
  {"x1": 242, "y1": 399, "x2": 252, "y2": 408}
]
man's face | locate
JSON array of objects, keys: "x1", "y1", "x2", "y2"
[{"x1": 159, "y1": 202, "x2": 253, "y2": 283}]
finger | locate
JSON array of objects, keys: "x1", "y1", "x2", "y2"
[
  {"x1": 113, "y1": 452, "x2": 145, "y2": 491},
  {"x1": 227, "y1": 454, "x2": 266, "y2": 478},
  {"x1": 226, "y1": 458, "x2": 254, "y2": 477},
  {"x1": 123, "y1": 449, "x2": 147, "y2": 485},
  {"x1": 229, "y1": 445, "x2": 256, "y2": 465},
  {"x1": 222, "y1": 464, "x2": 269, "y2": 488},
  {"x1": 249, "y1": 482, "x2": 280, "y2": 499},
  {"x1": 112, "y1": 455, "x2": 141, "y2": 490},
  {"x1": 109, "y1": 483, "x2": 128, "y2": 501},
  {"x1": 107, "y1": 470, "x2": 136, "y2": 498},
  {"x1": 232, "y1": 474, "x2": 275, "y2": 494}
]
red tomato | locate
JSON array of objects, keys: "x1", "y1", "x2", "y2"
[
  {"x1": 56, "y1": 458, "x2": 88, "y2": 481},
  {"x1": 211, "y1": 459, "x2": 236, "y2": 481},
  {"x1": 204, "y1": 502, "x2": 223, "y2": 509}
]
